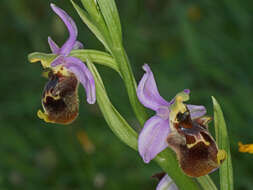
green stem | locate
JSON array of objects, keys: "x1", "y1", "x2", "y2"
[{"x1": 111, "y1": 46, "x2": 148, "y2": 126}]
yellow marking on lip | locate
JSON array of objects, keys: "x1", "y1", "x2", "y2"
[
  {"x1": 53, "y1": 65, "x2": 70, "y2": 76},
  {"x1": 43, "y1": 92, "x2": 61, "y2": 102},
  {"x1": 37, "y1": 110, "x2": 55, "y2": 124},
  {"x1": 217, "y1": 149, "x2": 226, "y2": 165},
  {"x1": 186, "y1": 135, "x2": 210, "y2": 149},
  {"x1": 169, "y1": 91, "x2": 190, "y2": 129}
]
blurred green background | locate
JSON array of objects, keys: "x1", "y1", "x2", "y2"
[{"x1": 0, "y1": 0, "x2": 253, "y2": 189}]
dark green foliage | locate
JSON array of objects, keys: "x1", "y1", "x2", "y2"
[{"x1": 0, "y1": 0, "x2": 252, "y2": 189}]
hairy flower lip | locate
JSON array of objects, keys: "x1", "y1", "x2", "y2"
[
  {"x1": 39, "y1": 72, "x2": 79, "y2": 125},
  {"x1": 137, "y1": 64, "x2": 206, "y2": 163}
]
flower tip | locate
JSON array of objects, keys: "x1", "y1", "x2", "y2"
[
  {"x1": 50, "y1": 3, "x2": 64, "y2": 18},
  {"x1": 28, "y1": 52, "x2": 40, "y2": 63},
  {"x1": 142, "y1": 64, "x2": 151, "y2": 72},
  {"x1": 183, "y1": 89, "x2": 190, "y2": 94},
  {"x1": 141, "y1": 152, "x2": 151, "y2": 163},
  {"x1": 50, "y1": 3, "x2": 56, "y2": 9},
  {"x1": 87, "y1": 98, "x2": 96, "y2": 105},
  {"x1": 143, "y1": 157, "x2": 151, "y2": 164},
  {"x1": 37, "y1": 110, "x2": 53, "y2": 123}
]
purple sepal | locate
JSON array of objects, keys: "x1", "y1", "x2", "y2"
[
  {"x1": 50, "y1": 3, "x2": 78, "y2": 56},
  {"x1": 138, "y1": 116, "x2": 170, "y2": 163},
  {"x1": 48, "y1": 36, "x2": 60, "y2": 54},
  {"x1": 63, "y1": 56, "x2": 96, "y2": 104},
  {"x1": 187, "y1": 104, "x2": 206, "y2": 120},
  {"x1": 51, "y1": 55, "x2": 65, "y2": 67},
  {"x1": 137, "y1": 64, "x2": 170, "y2": 111}
]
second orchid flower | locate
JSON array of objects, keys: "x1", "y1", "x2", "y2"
[{"x1": 137, "y1": 64, "x2": 226, "y2": 177}]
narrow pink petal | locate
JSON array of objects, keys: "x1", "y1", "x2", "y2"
[
  {"x1": 48, "y1": 36, "x2": 60, "y2": 54},
  {"x1": 50, "y1": 3, "x2": 78, "y2": 56},
  {"x1": 51, "y1": 55, "x2": 65, "y2": 67},
  {"x1": 156, "y1": 174, "x2": 178, "y2": 190},
  {"x1": 72, "y1": 41, "x2": 84, "y2": 50},
  {"x1": 187, "y1": 104, "x2": 206, "y2": 120},
  {"x1": 63, "y1": 56, "x2": 96, "y2": 104},
  {"x1": 138, "y1": 116, "x2": 170, "y2": 163},
  {"x1": 137, "y1": 64, "x2": 170, "y2": 111}
]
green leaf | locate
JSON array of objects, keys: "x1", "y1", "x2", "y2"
[
  {"x1": 28, "y1": 50, "x2": 120, "y2": 75},
  {"x1": 71, "y1": 0, "x2": 112, "y2": 52},
  {"x1": 70, "y1": 49, "x2": 120, "y2": 74},
  {"x1": 80, "y1": 0, "x2": 100, "y2": 21},
  {"x1": 112, "y1": 48, "x2": 148, "y2": 126},
  {"x1": 87, "y1": 59, "x2": 138, "y2": 150},
  {"x1": 197, "y1": 175, "x2": 218, "y2": 190},
  {"x1": 212, "y1": 97, "x2": 234, "y2": 190},
  {"x1": 96, "y1": 0, "x2": 122, "y2": 46}
]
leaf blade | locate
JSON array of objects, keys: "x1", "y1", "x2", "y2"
[
  {"x1": 87, "y1": 59, "x2": 138, "y2": 150},
  {"x1": 212, "y1": 96, "x2": 234, "y2": 190},
  {"x1": 97, "y1": 0, "x2": 122, "y2": 46},
  {"x1": 70, "y1": 49, "x2": 120, "y2": 74},
  {"x1": 71, "y1": 0, "x2": 111, "y2": 52}
]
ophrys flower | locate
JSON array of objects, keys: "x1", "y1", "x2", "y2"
[{"x1": 29, "y1": 4, "x2": 96, "y2": 124}]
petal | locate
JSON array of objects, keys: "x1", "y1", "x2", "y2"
[
  {"x1": 156, "y1": 174, "x2": 178, "y2": 190},
  {"x1": 137, "y1": 64, "x2": 170, "y2": 111},
  {"x1": 187, "y1": 104, "x2": 206, "y2": 120},
  {"x1": 28, "y1": 52, "x2": 57, "y2": 68},
  {"x1": 63, "y1": 56, "x2": 96, "y2": 104},
  {"x1": 73, "y1": 41, "x2": 84, "y2": 50},
  {"x1": 51, "y1": 55, "x2": 65, "y2": 67},
  {"x1": 48, "y1": 36, "x2": 60, "y2": 54},
  {"x1": 138, "y1": 116, "x2": 170, "y2": 163},
  {"x1": 50, "y1": 3, "x2": 78, "y2": 56}
]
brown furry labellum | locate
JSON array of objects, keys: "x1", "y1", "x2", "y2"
[
  {"x1": 167, "y1": 110, "x2": 226, "y2": 177},
  {"x1": 41, "y1": 71, "x2": 79, "y2": 124}
]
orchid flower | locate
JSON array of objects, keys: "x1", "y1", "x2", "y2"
[
  {"x1": 29, "y1": 4, "x2": 96, "y2": 124},
  {"x1": 137, "y1": 64, "x2": 206, "y2": 163}
]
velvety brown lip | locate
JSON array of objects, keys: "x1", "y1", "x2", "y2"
[
  {"x1": 167, "y1": 110, "x2": 223, "y2": 177},
  {"x1": 42, "y1": 72, "x2": 79, "y2": 124}
]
